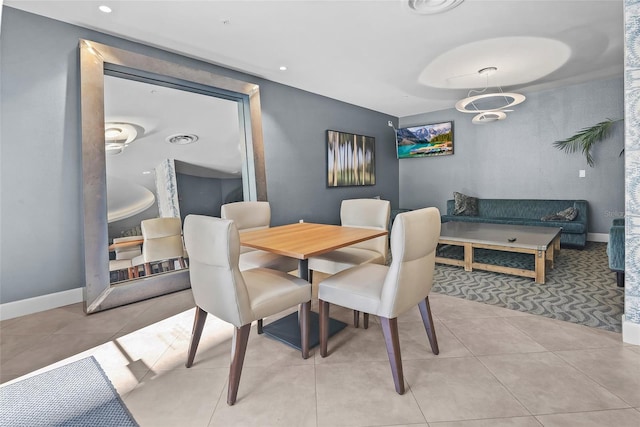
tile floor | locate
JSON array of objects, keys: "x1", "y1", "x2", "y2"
[{"x1": 1, "y1": 275, "x2": 639, "y2": 427}]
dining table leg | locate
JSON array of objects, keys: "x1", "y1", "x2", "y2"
[{"x1": 298, "y1": 258, "x2": 309, "y2": 281}]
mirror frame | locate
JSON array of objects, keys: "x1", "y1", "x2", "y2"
[{"x1": 79, "y1": 39, "x2": 267, "y2": 313}]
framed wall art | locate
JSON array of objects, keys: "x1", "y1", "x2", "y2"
[{"x1": 327, "y1": 130, "x2": 375, "y2": 187}]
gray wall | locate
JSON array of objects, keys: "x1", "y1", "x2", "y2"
[
  {"x1": 0, "y1": 7, "x2": 398, "y2": 304},
  {"x1": 399, "y1": 77, "x2": 625, "y2": 234}
]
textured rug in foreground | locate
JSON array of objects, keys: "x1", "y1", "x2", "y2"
[
  {"x1": 0, "y1": 356, "x2": 138, "y2": 427},
  {"x1": 433, "y1": 242, "x2": 624, "y2": 332}
]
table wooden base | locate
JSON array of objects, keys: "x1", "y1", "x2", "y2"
[{"x1": 436, "y1": 234, "x2": 561, "y2": 284}]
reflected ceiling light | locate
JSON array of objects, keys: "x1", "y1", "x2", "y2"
[
  {"x1": 105, "y1": 123, "x2": 137, "y2": 155},
  {"x1": 98, "y1": 5, "x2": 112, "y2": 13},
  {"x1": 407, "y1": 0, "x2": 464, "y2": 15},
  {"x1": 455, "y1": 67, "x2": 525, "y2": 124},
  {"x1": 166, "y1": 134, "x2": 199, "y2": 145}
]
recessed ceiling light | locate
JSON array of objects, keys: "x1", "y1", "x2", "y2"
[
  {"x1": 279, "y1": 66, "x2": 288, "y2": 71},
  {"x1": 99, "y1": 5, "x2": 112, "y2": 13},
  {"x1": 166, "y1": 134, "x2": 199, "y2": 145}
]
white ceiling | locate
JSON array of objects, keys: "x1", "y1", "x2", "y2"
[{"x1": 5, "y1": 0, "x2": 624, "y2": 117}]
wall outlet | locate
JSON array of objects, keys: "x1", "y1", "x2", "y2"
[{"x1": 579, "y1": 169, "x2": 586, "y2": 178}]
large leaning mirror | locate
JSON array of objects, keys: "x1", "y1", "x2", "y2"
[{"x1": 80, "y1": 39, "x2": 267, "y2": 313}]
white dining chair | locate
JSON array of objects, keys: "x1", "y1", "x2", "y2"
[
  {"x1": 317, "y1": 207, "x2": 441, "y2": 394},
  {"x1": 308, "y1": 198, "x2": 390, "y2": 326},
  {"x1": 221, "y1": 201, "x2": 298, "y2": 272},
  {"x1": 183, "y1": 214, "x2": 311, "y2": 405},
  {"x1": 131, "y1": 217, "x2": 186, "y2": 276},
  {"x1": 109, "y1": 235, "x2": 142, "y2": 281}
]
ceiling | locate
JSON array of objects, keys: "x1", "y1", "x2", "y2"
[{"x1": 5, "y1": 0, "x2": 624, "y2": 117}]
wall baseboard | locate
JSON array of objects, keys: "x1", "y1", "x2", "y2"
[
  {"x1": 623, "y1": 315, "x2": 640, "y2": 346},
  {"x1": 588, "y1": 232, "x2": 608, "y2": 243},
  {"x1": 0, "y1": 288, "x2": 84, "y2": 321}
]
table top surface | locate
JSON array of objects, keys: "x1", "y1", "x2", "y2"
[
  {"x1": 108, "y1": 238, "x2": 144, "y2": 252},
  {"x1": 439, "y1": 221, "x2": 561, "y2": 250},
  {"x1": 239, "y1": 222, "x2": 387, "y2": 259}
]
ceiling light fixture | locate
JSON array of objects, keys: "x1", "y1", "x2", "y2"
[
  {"x1": 166, "y1": 134, "x2": 199, "y2": 145},
  {"x1": 279, "y1": 66, "x2": 287, "y2": 71},
  {"x1": 98, "y1": 5, "x2": 112, "y2": 13},
  {"x1": 455, "y1": 67, "x2": 525, "y2": 124},
  {"x1": 407, "y1": 0, "x2": 465, "y2": 15},
  {"x1": 104, "y1": 123, "x2": 137, "y2": 155}
]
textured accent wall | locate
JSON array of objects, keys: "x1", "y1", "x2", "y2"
[{"x1": 624, "y1": 0, "x2": 640, "y2": 331}]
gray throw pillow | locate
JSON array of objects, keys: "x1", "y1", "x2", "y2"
[
  {"x1": 541, "y1": 207, "x2": 578, "y2": 221},
  {"x1": 453, "y1": 192, "x2": 479, "y2": 216}
]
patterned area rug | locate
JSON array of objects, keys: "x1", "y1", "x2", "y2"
[
  {"x1": 432, "y1": 242, "x2": 625, "y2": 332},
  {"x1": 0, "y1": 356, "x2": 138, "y2": 426}
]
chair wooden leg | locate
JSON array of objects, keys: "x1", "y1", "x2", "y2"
[
  {"x1": 228, "y1": 324, "x2": 251, "y2": 405},
  {"x1": 319, "y1": 299, "x2": 330, "y2": 357},
  {"x1": 257, "y1": 319, "x2": 263, "y2": 334},
  {"x1": 418, "y1": 296, "x2": 439, "y2": 355},
  {"x1": 300, "y1": 301, "x2": 311, "y2": 359},
  {"x1": 353, "y1": 310, "x2": 360, "y2": 328},
  {"x1": 144, "y1": 262, "x2": 152, "y2": 276},
  {"x1": 363, "y1": 313, "x2": 369, "y2": 329},
  {"x1": 380, "y1": 317, "x2": 405, "y2": 394},
  {"x1": 185, "y1": 306, "x2": 208, "y2": 368}
]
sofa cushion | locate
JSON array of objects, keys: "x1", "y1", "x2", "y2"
[
  {"x1": 541, "y1": 207, "x2": 578, "y2": 221},
  {"x1": 453, "y1": 192, "x2": 478, "y2": 216}
]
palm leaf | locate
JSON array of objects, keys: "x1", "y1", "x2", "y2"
[{"x1": 553, "y1": 118, "x2": 622, "y2": 167}]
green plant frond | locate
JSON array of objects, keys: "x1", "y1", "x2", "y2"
[{"x1": 553, "y1": 118, "x2": 622, "y2": 167}]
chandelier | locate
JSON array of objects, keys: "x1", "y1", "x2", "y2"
[{"x1": 455, "y1": 67, "x2": 525, "y2": 124}]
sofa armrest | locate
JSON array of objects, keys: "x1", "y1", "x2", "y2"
[
  {"x1": 612, "y1": 217, "x2": 625, "y2": 227},
  {"x1": 608, "y1": 223, "x2": 625, "y2": 271}
]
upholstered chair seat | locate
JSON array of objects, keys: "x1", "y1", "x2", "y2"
[
  {"x1": 318, "y1": 207, "x2": 441, "y2": 395},
  {"x1": 183, "y1": 214, "x2": 311, "y2": 405}
]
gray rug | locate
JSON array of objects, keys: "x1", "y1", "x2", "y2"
[
  {"x1": 0, "y1": 356, "x2": 138, "y2": 427},
  {"x1": 433, "y1": 242, "x2": 624, "y2": 332}
]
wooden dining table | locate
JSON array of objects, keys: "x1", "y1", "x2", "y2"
[
  {"x1": 240, "y1": 221, "x2": 388, "y2": 350},
  {"x1": 107, "y1": 238, "x2": 144, "y2": 252}
]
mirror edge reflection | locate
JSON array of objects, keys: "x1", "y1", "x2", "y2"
[{"x1": 79, "y1": 39, "x2": 267, "y2": 314}]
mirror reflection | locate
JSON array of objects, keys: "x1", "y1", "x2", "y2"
[{"x1": 104, "y1": 75, "x2": 244, "y2": 284}]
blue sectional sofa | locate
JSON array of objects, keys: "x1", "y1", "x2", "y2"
[
  {"x1": 607, "y1": 218, "x2": 625, "y2": 287},
  {"x1": 441, "y1": 198, "x2": 588, "y2": 248}
]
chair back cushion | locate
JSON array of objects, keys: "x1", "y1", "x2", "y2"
[
  {"x1": 140, "y1": 217, "x2": 185, "y2": 262},
  {"x1": 221, "y1": 201, "x2": 271, "y2": 232},
  {"x1": 341, "y1": 199, "x2": 391, "y2": 256},
  {"x1": 379, "y1": 207, "x2": 441, "y2": 317},
  {"x1": 184, "y1": 215, "x2": 252, "y2": 327}
]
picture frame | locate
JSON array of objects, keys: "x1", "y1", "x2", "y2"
[
  {"x1": 327, "y1": 130, "x2": 375, "y2": 187},
  {"x1": 396, "y1": 121, "x2": 454, "y2": 159}
]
